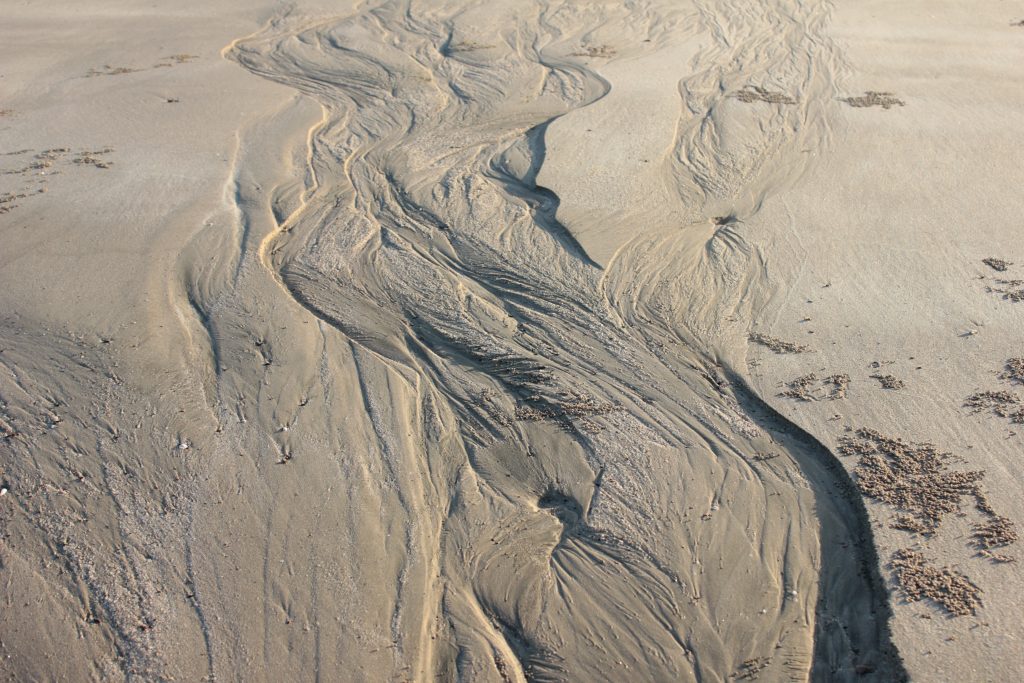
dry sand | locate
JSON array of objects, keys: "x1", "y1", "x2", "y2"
[{"x1": 1, "y1": 1, "x2": 1022, "y2": 681}]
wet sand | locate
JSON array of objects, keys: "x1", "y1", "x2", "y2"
[{"x1": 1, "y1": 1, "x2": 1022, "y2": 680}]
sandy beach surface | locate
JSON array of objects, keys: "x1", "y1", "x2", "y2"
[{"x1": 1, "y1": 1, "x2": 1022, "y2": 681}]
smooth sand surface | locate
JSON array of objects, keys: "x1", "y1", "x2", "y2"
[{"x1": 1, "y1": 1, "x2": 1021, "y2": 681}]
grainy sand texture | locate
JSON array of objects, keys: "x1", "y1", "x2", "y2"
[{"x1": 1, "y1": 1, "x2": 1023, "y2": 681}]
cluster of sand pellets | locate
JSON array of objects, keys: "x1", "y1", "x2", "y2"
[
  {"x1": 838, "y1": 428, "x2": 1017, "y2": 614},
  {"x1": 514, "y1": 391, "x2": 619, "y2": 424},
  {"x1": 982, "y1": 258, "x2": 1024, "y2": 302},
  {"x1": 778, "y1": 372, "x2": 850, "y2": 401},
  {"x1": 732, "y1": 85, "x2": 796, "y2": 105},
  {"x1": 890, "y1": 550, "x2": 981, "y2": 616},
  {"x1": 965, "y1": 390, "x2": 1024, "y2": 424},
  {"x1": 871, "y1": 374, "x2": 906, "y2": 390},
  {"x1": 570, "y1": 44, "x2": 616, "y2": 58},
  {"x1": 748, "y1": 332, "x2": 810, "y2": 354},
  {"x1": 842, "y1": 91, "x2": 905, "y2": 109},
  {"x1": 999, "y1": 358, "x2": 1024, "y2": 384},
  {"x1": 982, "y1": 257, "x2": 1011, "y2": 272}
]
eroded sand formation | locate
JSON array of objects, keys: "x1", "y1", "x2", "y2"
[
  {"x1": 207, "y1": 2, "x2": 896, "y2": 679},
  {"x1": 3, "y1": 0, "x2": 1023, "y2": 681}
]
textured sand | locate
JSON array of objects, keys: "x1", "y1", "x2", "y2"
[
  {"x1": 1, "y1": 1, "x2": 1021, "y2": 681},
  {"x1": 746, "y1": 1, "x2": 1024, "y2": 679}
]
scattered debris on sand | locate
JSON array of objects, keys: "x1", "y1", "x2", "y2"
[
  {"x1": 779, "y1": 373, "x2": 818, "y2": 401},
  {"x1": 88, "y1": 54, "x2": 197, "y2": 77},
  {"x1": 749, "y1": 332, "x2": 809, "y2": 354},
  {"x1": 732, "y1": 85, "x2": 796, "y2": 105},
  {"x1": 871, "y1": 374, "x2": 906, "y2": 390},
  {"x1": 515, "y1": 391, "x2": 618, "y2": 423},
  {"x1": 445, "y1": 40, "x2": 494, "y2": 53},
  {"x1": 999, "y1": 358, "x2": 1024, "y2": 385},
  {"x1": 752, "y1": 452, "x2": 780, "y2": 462},
  {"x1": 73, "y1": 148, "x2": 114, "y2": 169},
  {"x1": 87, "y1": 65, "x2": 141, "y2": 77},
  {"x1": 841, "y1": 427, "x2": 1018, "y2": 589},
  {"x1": 986, "y1": 278, "x2": 1024, "y2": 302},
  {"x1": 0, "y1": 147, "x2": 115, "y2": 216},
  {"x1": 965, "y1": 389, "x2": 1018, "y2": 412},
  {"x1": 838, "y1": 428, "x2": 989, "y2": 534},
  {"x1": 842, "y1": 91, "x2": 905, "y2": 109},
  {"x1": 823, "y1": 374, "x2": 851, "y2": 399},
  {"x1": 890, "y1": 515, "x2": 931, "y2": 534},
  {"x1": 891, "y1": 549, "x2": 981, "y2": 616},
  {"x1": 972, "y1": 516, "x2": 1018, "y2": 550},
  {"x1": 982, "y1": 257, "x2": 1011, "y2": 272},
  {"x1": 474, "y1": 388, "x2": 513, "y2": 427},
  {"x1": 0, "y1": 192, "x2": 28, "y2": 214},
  {"x1": 964, "y1": 390, "x2": 1024, "y2": 424},
  {"x1": 779, "y1": 373, "x2": 849, "y2": 401},
  {"x1": 733, "y1": 656, "x2": 771, "y2": 680},
  {"x1": 571, "y1": 44, "x2": 616, "y2": 58},
  {"x1": 978, "y1": 550, "x2": 1017, "y2": 564}
]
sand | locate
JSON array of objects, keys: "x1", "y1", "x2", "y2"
[{"x1": 1, "y1": 0, "x2": 1022, "y2": 681}]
